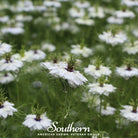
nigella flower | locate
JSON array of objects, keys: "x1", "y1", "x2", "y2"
[
  {"x1": 88, "y1": 81, "x2": 116, "y2": 96},
  {"x1": 97, "y1": 105, "x2": 116, "y2": 115},
  {"x1": 42, "y1": 57, "x2": 87, "y2": 87},
  {"x1": 84, "y1": 65, "x2": 112, "y2": 79},
  {"x1": 71, "y1": 44, "x2": 93, "y2": 58},
  {"x1": 51, "y1": 59, "x2": 87, "y2": 87},
  {"x1": 16, "y1": 0, "x2": 35, "y2": 12},
  {"x1": 74, "y1": 1, "x2": 90, "y2": 9},
  {"x1": 43, "y1": 0, "x2": 61, "y2": 8},
  {"x1": 1, "y1": 27, "x2": 24, "y2": 35},
  {"x1": 99, "y1": 31, "x2": 127, "y2": 46},
  {"x1": 69, "y1": 7, "x2": 85, "y2": 18},
  {"x1": 23, "y1": 104, "x2": 52, "y2": 130},
  {"x1": 120, "y1": 105, "x2": 138, "y2": 121},
  {"x1": 11, "y1": 53, "x2": 32, "y2": 62},
  {"x1": 0, "y1": 56, "x2": 23, "y2": 71},
  {"x1": 116, "y1": 66, "x2": 138, "y2": 79},
  {"x1": 0, "y1": 42, "x2": 12, "y2": 56},
  {"x1": 121, "y1": 0, "x2": 138, "y2": 7},
  {"x1": 114, "y1": 9, "x2": 135, "y2": 18},
  {"x1": 107, "y1": 16, "x2": 124, "y2": 24},
  {"x1": 0, "y1": 73, "x2": 15, "y2": 84},
  {"x1": 41, "y1": 61, "x2": 67, "y2": 71},
  {"x1": 23, "y1": 113, "x2": 52, "y2": 130},
  {"x1": 75, "y1": 17, "x2": 95, "y2": 26},
  {"x1": 0, "y1": 16, "x2": 9, "y2": 23},
  {"x1": 0, "y1": 101, "x2": 17, "y2": 118},
  {"x1": 88, "y1": 6, "x2": 105, "y2": 18},
  {"x1": 41, "y1": 43, "x2": 56, "y2": 52},
  {"x1": 15, "y1": 14, "x2": 33, "y2": 22},
  {"x1": 25, "y1": 50, "x2": 46, "y2": 61},
  {"x1": 123, "y1": 41, "x2": 138, "y2": 55},
  {"x1": 132, "y1": 29, "x2": 138, "y2": 37},
  {"x1": 0, "y1": 91, "x2": 17, "y2": 118}
]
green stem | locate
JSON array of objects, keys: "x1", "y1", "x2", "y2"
[{"x1": 16, "y1": 81, "x2": 19, "y2": 105}]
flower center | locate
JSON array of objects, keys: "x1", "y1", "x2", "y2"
[
  {"x1": 34, "y1": 50, "x2": 38, "y2": 54},
  {"x1": 53, "y1": 59, "x2": 57, "y2": 63},
  {"x1": 0, "y1": 105, "x2": 4, "y2": 109},
  {"x1": 65, "y1": 66, "x2": 74, "y2": 72},
  {"x1": 132, "y1": 109, "x2": 137, "y2": 113},
  {"x1": 4, "y1": 73, "x2": 8, "y2": 77},
  {"x1": 35, "y1": 118, "x2": 41, "y2": 121},
  {"x1": 35, "y1": 115, "x2": 41, "y2": 121},
  {"x1": 99, "y1": 83, "x2": 104, "y2": 87},
  {"x1": 95, "y1": 65, "x2": 100, "y2": 70},
  {"x1": 122, "y1": 9, "x2": 126, "y2": 12},
  {"x1": 126, "y1": 66, "x2": 132, "y2": 71}
]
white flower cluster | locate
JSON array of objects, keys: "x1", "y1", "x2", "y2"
[{"x1": 99, "y1": 31, "x2": 127, "y2": 46}]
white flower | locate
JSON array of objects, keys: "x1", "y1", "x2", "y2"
[
  {"x1": 75, "y1": 18, "x2": 94, "y2": 26},
  {"x1": 43, "y1": 0, "x2": 61, "y2": 8},
  {"x1": 22, "y1": 113, "x2": 52, "y2": 130},
  {"x1": 120, "y1": 105, "x2": 138, "y2": 121},
  {"x1": 97, "y1": 105, "x2": 116, "y2": 115},
  {"x1": 15, "y1": 15, "x2": 33, "y2": 22},
  {"x1": 0, "y1": 42, "x2": 12, "y2": 56},
  {"x1": 50, "y1": 67, "x2": 87, "y2": 87},
  {"x1": 71, "y1": 44, "x2": 93, "y2": 57},
  {"x1": 88, "y1": 83, "x2": 116, "y2": 96},
  {"x1": 0, "y1": 101, "x2": 17, "y2": 118},
  {"x1": 81, "y1": 93, "x2": 100, "y2": 108},
  {"x1": 107, "y1": 16, "x2": 124, "y2": 24},
  {"x1": 24, "y1": 50, "x2": 46, "y2": 61},
  {"x1": 99, "y1": 31, "x2": 127, "y2": 46},
  {"x1": 74, "y1": 1, "x2": 90, "y2": 8},
  {"x1": 44, "y1": 62, "x2": 87, "y2": 87},
  {"x1": 41, "y1": 61, "x2": 67, "y2": 71},
  {"x1": 1, "y1": 27, "x2": 24, "y2": 35},
  {"x1": 116, "y1": 66, "x2": 138, "y2": 79},
  {"x1": 11, "y1": 53, "x2": 33, "y2": 62},
  {"x1": 123, "y1": 41, "x2": 138, "y2": 54},
  {"x1": 121, "y1": 0, "x2": 138, "y2": 7},
  {"x1": 0, "y1": 73, "x2": 15, "y2": 84},
  {"x1": 84, "y1": 65, "x2": 112, "y2": 78},
  {"x1": 114, "y1": 10, "x2": 135, "y2": 18},
  {"x1": 0, "y1": 58, "x2": 23, "y2": 71},
  {"x1": 88, "y1": 7, "x2": 105, "y2": 18},
  {"x1": 0, "y1": 16, "x2": 9, "y2": 23},
  {"x1": 132, "y1": 29, "x2": 138, "y2": 37},
  {"x1": 35, "y1": 6, "x2": 46, "y2": 12},
  {"x1": 69, "y1": 8, "x2": 85, "y2": 18},
  {"x1": 17, "y1": 0, "x2": 35, "y2": 12},
  {"x1": 41, "y1": 43, "x2": 56, "y2": 52}
]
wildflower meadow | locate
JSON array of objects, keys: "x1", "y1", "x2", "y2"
[{"x1": 0, "y1": 0, "x2": 138, "y2": 138}]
